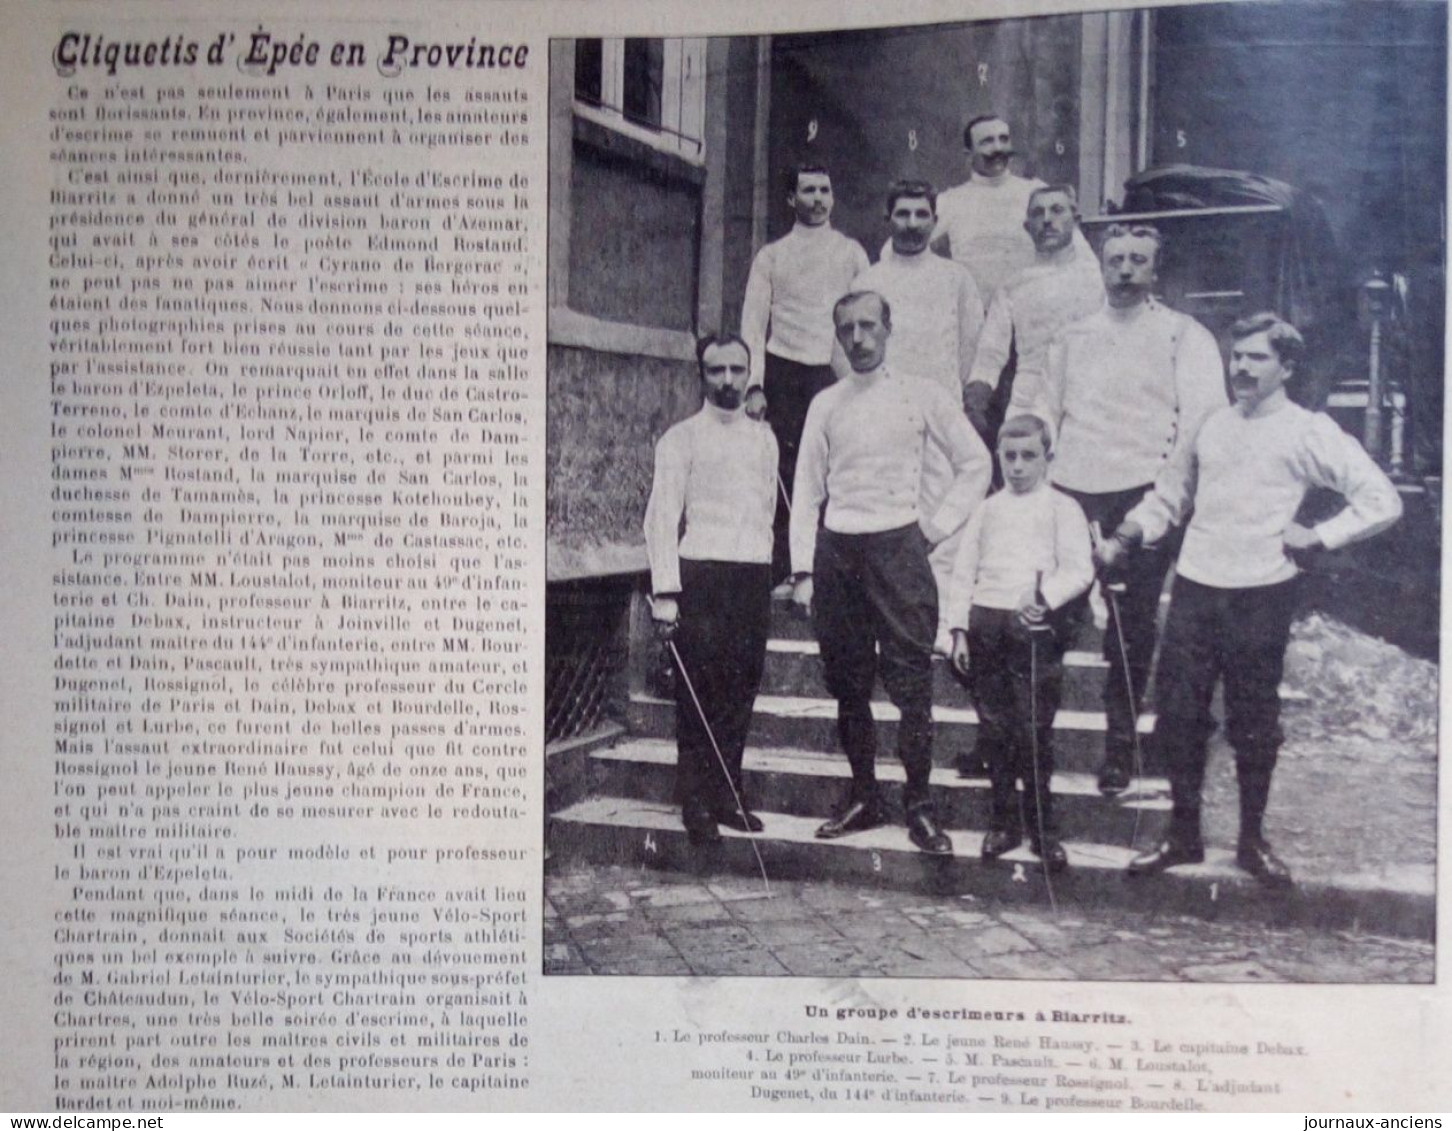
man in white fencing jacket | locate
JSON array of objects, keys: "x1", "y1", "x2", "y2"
[
  {"x1": 644, "y1": 335, "x2": 779, "y2": 845},
  {"x1": 790, "y1": 291, "x2": 991, "y2": 855}
]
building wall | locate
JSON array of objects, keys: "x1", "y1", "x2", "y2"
[
  {"x1": 763, "y1": 16, "x2": 1084, "y2": 256},
  {"x1": 567, "y1": 122, "x2": 703, "y2": 332},
  {"x1": 546, "y1": 345, "x2": 699, "y2": 580},
  {"x1": 547, "y1": 38, "x2": 757, "y2": 581},
  {"x1": 720, "y1": 37, "x2": 765, "y2": 332}
]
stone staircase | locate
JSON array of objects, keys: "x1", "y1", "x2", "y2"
[{"x1": 548, "y1": 594, "x2": 1434, "y2": 941}]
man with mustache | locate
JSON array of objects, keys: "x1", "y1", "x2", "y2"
[
  {"x1": 962, "y1": 184, "x2": 1105, "y2": 444},
  {"x1": 852, "y1": 179, "x2": 986, "y2": 652},
  {"x1": 741, "y1": 164, "x2": 870, "y2": 592},
  {"x1": 933, "y1": 115, "x2": 1094, "y2": 306},
  {"x1": 790, "y1": 291, "x2": 992, "y2": 855},
  {"x1": 1040, "y1": 223, "x2": 1227, "y2": 797},
  {"x1": 1100, "y1": 313, "x2": 1402, "y2": 882},
  {"x1": 644, "y1": 335, "x2": 779, "y2": 845}
]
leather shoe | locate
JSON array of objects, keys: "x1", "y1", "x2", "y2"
[
  {"x1": 956, "y1": 754, "x2": 989, "y2": 779},
  {"x1": 1127, "y1": 838, "x2": 1204, "y2": 875},
  {"x1": 980, "y1": 828, "x2": 1023, "y2": 859},
  {"x1": 682, "y1": 807, "x2": 721, "y2": 845},
  {"x1": 815, "y1": 798, "x2": 884, "y2": 840},
  {"x1": 907, "y1": 810, "x2": 953, "y2": 855},
  {"x1": 1097, "y1": 760, "x2": 1131, "y2": 796},
  {"x1": 1032, "y1": 837, "x2": 1069, "y2": 873},
  {"x1": 1236, "y1": 837, "x2": 1293, "y2": 885},
  {"x1": 715, "y1": 807, "x2": 765, "y2": 834}
]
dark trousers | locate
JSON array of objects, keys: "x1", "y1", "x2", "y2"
[
  {"x1": 765, "y1": 354, "x2": 835, "y2": 582},
  {"x1": 1056, "y1": 482, "x2": 1179, "y2": 765},
  {"x1": 673, "y1": 560, "x2": 772, "y2": 815},
  {"x1": 812, "y1": 524, "x2": 937, "y2": 814},
  {"x1": 966, "y1": 606, "x2": 1064, "y2": 838},
  {"x1": 1152, "y1": 576, "x2": 1300, "y2": 836}
]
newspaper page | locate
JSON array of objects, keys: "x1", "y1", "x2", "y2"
[{"x1": 1, "y1": 0, "x2": 1448, "y2": 1115}]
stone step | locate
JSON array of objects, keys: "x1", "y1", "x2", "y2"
[
  {"x1": 767, "y1": 596, "x2": 1111, "y2": 651},
  {"x1": 756, "y1": 638, "x2": 1311, "y2": 714},
  {"x1": 548, "y1": 795, "x2": 1434, "y2": 940},
  {"x1": 627, "y1": 690, "x2": 1155, "y2": 774},
  {"x1": 762, "y1": 638, "x2": 1112, "y2": 711},
  {"x1": 764, "y1": 581, "x2": 1182, "y2": 647},
  {"x1": 589, "y1": 737, "x2": 1169, "y2": 846}
]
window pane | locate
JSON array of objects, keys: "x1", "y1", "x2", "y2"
[
  {"x1": 622, "y1": 38, "x2": 664, "y2": 128},
  {"x1": 574, "y1": 38, "x2": 603, "y2": 104}
]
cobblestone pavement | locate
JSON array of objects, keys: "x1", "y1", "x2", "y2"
[{"x1": 544, "y1": 862, "x2": 1433, "y2": 983}]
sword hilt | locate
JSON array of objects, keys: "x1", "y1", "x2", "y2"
[
  {"x1": 1089, "y1": 521, "x2": 1130, "y2": 594},
  {"x1": 1028, "y1": 569, "x2": 1054, "y2": 632}
]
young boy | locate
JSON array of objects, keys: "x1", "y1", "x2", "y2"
[
  {"x1": 946, "y1": 415, "x2": 1094, "y2": 870},
  {"x1": 1101, "y1": 313, "x2": 1402, "y2": 883}
]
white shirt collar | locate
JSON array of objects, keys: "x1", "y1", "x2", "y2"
[
  {"x1": 1036, "y1": 242, "x2": 1082, "y2": 268},
  {"x1": 703, "y1": 401, "x2": 746, "y2": 423},
  {"x1": 1105, "y1": 296, "x2": 1156, "y2": 324},
  {"x1": 969, "y1": 169, "x2": 1012, "y2": 188}
]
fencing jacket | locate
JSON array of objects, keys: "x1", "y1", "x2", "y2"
[
  {"x1": 968, "y1": 242, "x2": 1105, "y2": 419},
  {"x1": 740, "y1": 222, "x2": 870, "y2": 386},
  {"x1": 643, "y1": 404, "x2": 779, "y2": 595},
  {"x1": 1127, "y1": 398, "x2": 1403, "y2": 589},
  {"x1": 1043, "y1": 297, "x2": 1227, "y2": 495},
  {"x1": 934, "y1": 171, "x2": 1095, "y2": 302},
  {"x1": 945, "y1": 482, "x2": 1094, "y2": 632},
  {"x1": 790, "y1": 365, "x2": 991, "y2": 574},
  {"x1": 853, "y1": 246, "x2": 985, "y2": 397}
]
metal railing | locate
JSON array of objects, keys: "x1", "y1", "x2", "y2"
[{"x1": 545, "y1": 577, "x2": 632, "y2": 746}]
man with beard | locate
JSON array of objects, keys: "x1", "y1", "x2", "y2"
[
  {"x1": 644, "y1": 335, "x2": 779, "y2": 844},
  {"x1": 963, "y1": 184, "x2": 1105, "y2": 443},
  {"x1": 741, "y1": 164, "x2": 870, "y2": 590},
  {"x1": 1040, "y1": 223, "x2": 1227, "y2": 797},
  {"x1": 791, "y1": 292, "x2": 992, "y2": 855},
  {"x1": 1101, "y1": 313, "x2": 1401, "y2": 882},
  {"x1": 853, "y1": 179, "x2": 985, "y2": 652},
  {"x1": 933, "y1": 115, "x2": 1094, "y2": 305}
]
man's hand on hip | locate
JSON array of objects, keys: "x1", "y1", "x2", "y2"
[{"x1": 1282, "y1": 522, "x2": 1323, "y2": 552}]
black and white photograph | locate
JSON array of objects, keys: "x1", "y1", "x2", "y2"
[{"x1": 542, "y1": 0, "x2": 1443, "y2": 983}]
